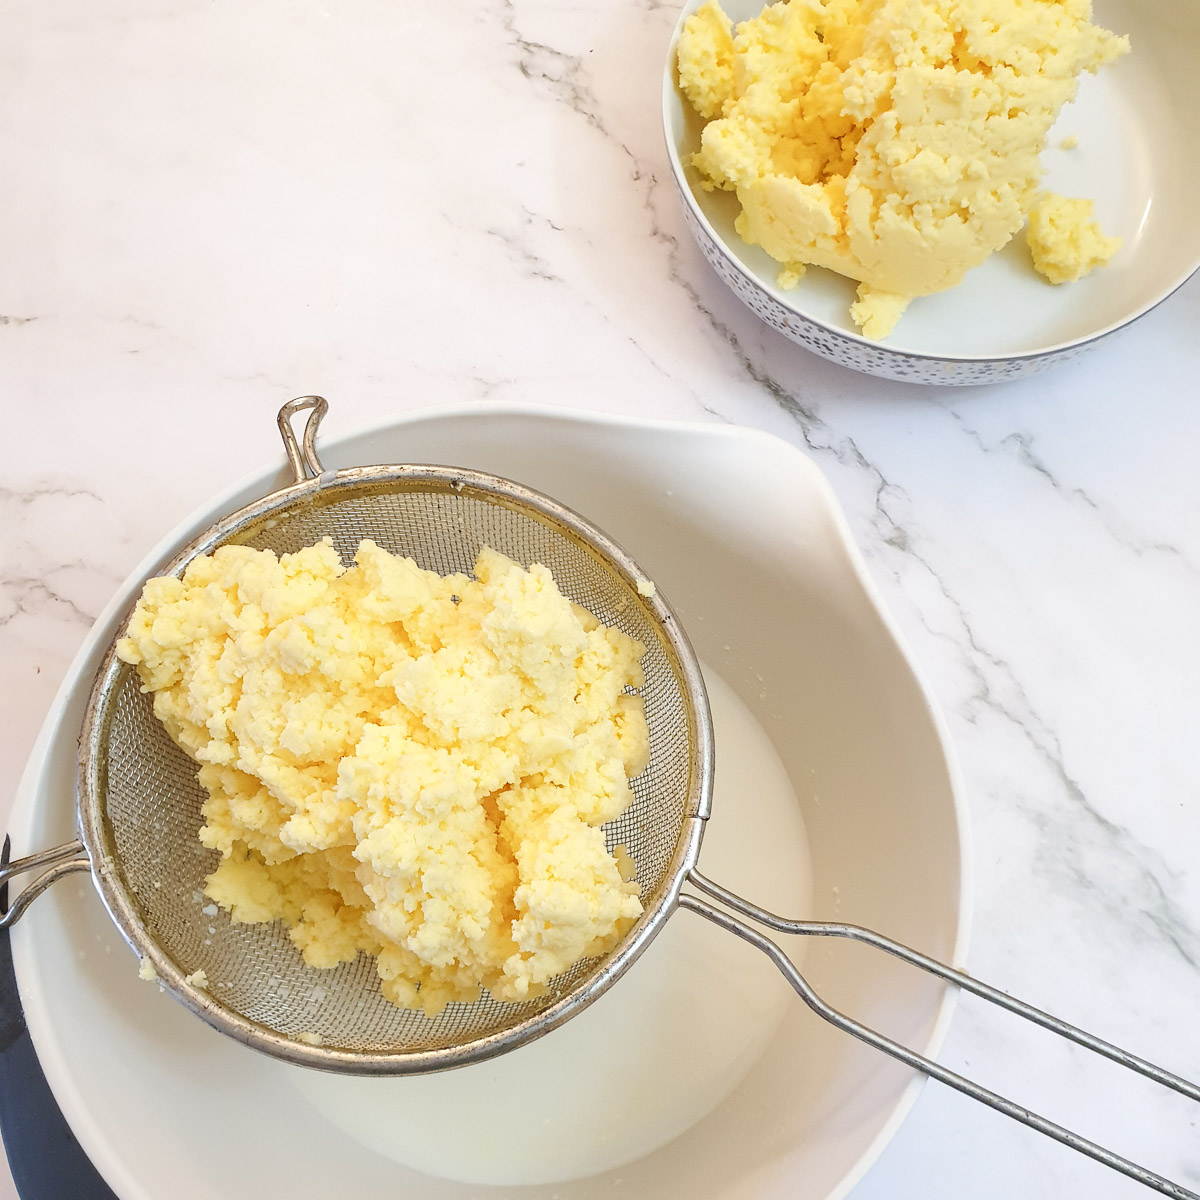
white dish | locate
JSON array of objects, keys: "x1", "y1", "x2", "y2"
[
  {"x1": 662, "y1": 0, "x2": 1200, "y2": 384},
  {"x1": 8, "y1": 405, "x2": 969, "y2": 1200}
]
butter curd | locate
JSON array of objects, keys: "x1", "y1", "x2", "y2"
[
  {"x1": 117, "y1": 539, "x2": 649, "y2": 1016},
  {"x1": 677, "y1": 0, "x2": 1129, "y2": 337}
]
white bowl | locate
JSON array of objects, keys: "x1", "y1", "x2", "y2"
[
  {"x1": 662, "y1": 0, "x2": 1200, "y2": 385},
  {"x1": 8, "y1": 405, "x2": 968, "y2": 1200}
]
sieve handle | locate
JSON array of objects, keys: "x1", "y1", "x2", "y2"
[
  {"x1": 0, "y1": 839, "x2": 91, "y2": 930},
  {"x1": 277, "y1": 395, "x2": 329, "y2": 483},
  {"x1": 679, "y1": 870, "x2": 1200, "y2": 1200}
]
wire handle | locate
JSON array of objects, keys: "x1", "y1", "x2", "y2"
[
  {"x1": 277, "y1": 395, "x2": 329, "y2": 483},
  {"x1": 682, "y1": 870, "x2": 1200, "y2": 1200},
  {"x1": 0, "y1": 841, "x2": 91, "y2": 930}
]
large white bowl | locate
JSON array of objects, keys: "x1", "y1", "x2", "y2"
[
  {"x1": 663, "y1": 0, "x2": 1200, "y2": 385},
  {"x1": 7, "y1": 405, "x2": 969, "y2": 1200}
]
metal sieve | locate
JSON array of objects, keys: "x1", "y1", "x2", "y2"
[{"x1": 2, "y1": 396, "x2": 1197, "y2": 1198}]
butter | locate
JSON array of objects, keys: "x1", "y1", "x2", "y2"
[
  {"x1": 117, "y1": 539, "x2": 649, "y2": 1016},
  {"x1": 1026, "y1": 191, "x2": 1121, "y2": 284},
  {"x1": 678, "y1": 0, "x2": 1128, "y2": 338}
]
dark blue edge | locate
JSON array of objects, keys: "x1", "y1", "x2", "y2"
[{"x1": 0, "y1": 836, "x2": 118, "y2": 1200}]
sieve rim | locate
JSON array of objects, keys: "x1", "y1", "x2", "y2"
[{"x1": 75, "y1": 458, "x2": 714, "y2": 1074}]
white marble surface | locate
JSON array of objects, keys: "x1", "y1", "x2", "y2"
[{"x1": 2, "y1": 1, "x2": 1200, "y2": 1198}]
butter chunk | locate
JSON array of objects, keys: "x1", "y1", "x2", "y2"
[
  {"x1": 118, "y1": 538, "x2": 650, "y2": 1017},
  {"x1": 676, "y1": 0, "x2": 737, "y2": 121},
  {"x1": 1027, "y1": 192, "x2": 1122, "y2": 284},
  {"x1": 677, "y1": 0, "x2": 1130, "y2": 338},
  {"x1": 850, "y1": 286, "x2": 912, "y2": 341}
]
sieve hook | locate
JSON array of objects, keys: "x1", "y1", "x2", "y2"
[
  {"x1": 680, "y1": 870, "x2": 1200, "y2": 1200},
  {"x1": 0, "y1": 839, "x2": 91, "y2": 930},
  {"x1": 277, "y1": 395, "x2": 329, "y2": 483}
]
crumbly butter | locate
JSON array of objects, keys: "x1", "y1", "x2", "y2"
[
  {"x1": 677, "y1": 0, "x2": 1128, "y2": 337},
  {"x1": 1026, "y1": 191, "x2": 1121, "y2": 284},
  {"x1": 117, "y1": 539, "x2": 649, "y2": 1016}
]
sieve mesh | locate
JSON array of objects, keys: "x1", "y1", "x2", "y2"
[{"x1": 88, "y1": 470, "x2": 700, "y2": 1063}]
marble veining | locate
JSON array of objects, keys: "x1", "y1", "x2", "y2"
[{"x1": 956, "y1": 421, "x2": 1197, "y2": 569}]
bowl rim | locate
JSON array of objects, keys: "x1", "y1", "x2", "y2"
[
  {"x1": 8, "y1": 401, "x2": 973, "y2": 1200},
  {"x1": 660, "y1": 0, "x2": 1200, "y2": 365}
]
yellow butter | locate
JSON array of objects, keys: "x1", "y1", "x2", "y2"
[
  {"x1": 118, "y1": 539, "x2": 648, "y2": 1016},
  {"x1": 678, "y1": 0, "x2": 1128, "y2": 338},
  {"x1": 1026, "y1": 191, "x2": 1122, "y2": 284}
]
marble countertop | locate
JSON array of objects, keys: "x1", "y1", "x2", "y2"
[{"x1": 2, "y1": 1, "x2": 1199, "y2": 1198}]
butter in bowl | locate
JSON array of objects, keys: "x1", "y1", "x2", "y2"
[{"x1": 662, "y1": 0, "x2": 1200, "y2": 384}]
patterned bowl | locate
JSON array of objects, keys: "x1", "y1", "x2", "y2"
[{"x1": 661, "y1": 0, "x2": 1200, "y2": 386}]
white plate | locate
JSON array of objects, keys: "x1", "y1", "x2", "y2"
[
  {"x1": 8, "y1": 405, "x2": 969, "y2": 1200},
  {"x1": 663, "y1": 0, "x2": 1200, "y2": 382}
]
